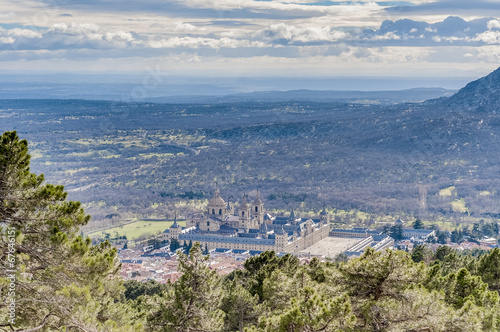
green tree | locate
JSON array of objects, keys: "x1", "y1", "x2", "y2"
[
  {"x1": 123, "y1": 279, "x2": 169, "y2": 301},
  {"x1": 0, "y1": 131, "x2": 138, "y2": 331},
  {"x1": 411, "y1": 244, "x2": 433, "y2": 263},
  {"x1": 435, "y1": 245, "x2": 455, "y2": 261},
  {"x1": 477, "y1": 247, "x2": 500, "y2": 292},
  {"x1": 170, "y1": 238, "x2": 181, "y2": 252},
  {"x1": 243, "y1": 251, "x2": 299, "y2": 300},
  {"x1": 389, "y1": 223, "x2": 403, "y2": 240},
  {"x1": 451, "y1": 229, "x2": 461, "y2": 243},
  {"x1": 220, "y1": 279, "x2": 263, "y2": 331},
  {"x1": 413, "y1": 219, "x2": 424, "y2": 229},
  {"x1": 146, "y1": 242, "x2": 225, "y2": 332},
  {"x1": 249, "y1": 288, "x2": 355, "y2": 332},
  {"x1": 339, "y1": 249, "x2": 425, "y2": 303},
  {"x1": 437, "y1": 231, "x2": 449, "y2": 244}
]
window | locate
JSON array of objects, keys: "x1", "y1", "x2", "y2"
[
  {"x1": 242, "y1": 211, "x2": 245, "y2": 217},
  {"x1": 255, "y1": 206, "x2": 258, "y2": 212},
  {"x1": 212, "y1": 209, "x2": 215, "y2": 214},
  {"x1": 219, "y1": 209, "x2": 222, "y2": 215}
]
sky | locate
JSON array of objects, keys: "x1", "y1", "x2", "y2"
[{"x1": 1, "y1": 0, "x2": 500, "y2": 88}]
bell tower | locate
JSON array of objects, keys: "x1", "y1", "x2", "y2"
[
  {"x1": 239, "y1": 194, "x2": 251, "y2": 228},
  {"x1": 320, "y1": 204, "x2": 330, "y2": 225},
  {"x1": 251, "y1": 190, "x2": 264, "y2": 225}
]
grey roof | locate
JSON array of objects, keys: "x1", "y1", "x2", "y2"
[
  {"x1": 232, "y1": 249, "x2": 250, "y2": 254},
  {"x1": 239, "y1": 233, "x2": 259, "y2": 238},
  {"x1": 289, "y1": 209, "x2": 296, "y2": 221},
  {"x1": 403, "y1": 229, "x2": 434, "y2": 235},
  {"x1": 218, "y1": 225, "x2": 237, "y2": 234},
  {"x1": 276, "y1": 226, "x2": 286, "y2": 235},
  {"x1": 372, "y1": 234, "x2": 391, "y2": 241},
  {"x1": 121, "y1": 259, "x2": 143, "y2": 264},
  {"x1": 179, "y1": 233, "x2": 275, "y2": 246},
  {"x1": 331, "y1": 228, "x2": 380, "y2": 235},
  {"x1": 170, "y1": 220, "x2": 181, "y2": 228},
  {"x1": 273, "y1": 219, "x2": 288, "y2": 225}
]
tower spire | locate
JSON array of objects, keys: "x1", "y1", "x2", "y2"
[
  {"x1": 214, "y1": 182, "x2": 221, "y2": 197},
  {"x1": 321, "y1": 202, "x2": 328, "y2": 215}
]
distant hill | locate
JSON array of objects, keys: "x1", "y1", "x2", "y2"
[
  {"x1": 149, "y1": 88, "x2": 456, "y2": 105},
  {"x1": 1, "y1": 68, "x2": 500, "y2": 225},
  {"x1": 437, "y1": 67, "x2": 500, "y2": 112}
]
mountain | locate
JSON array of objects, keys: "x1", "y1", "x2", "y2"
[
  {"x1": 1, "y1": 68, "x2": 500, "y2": 225},
  {"x1": 149, "y1": 88, "x2": 456, "y2": 105},
  {"x1": 439, "y1": 67, "x2": 500, "y2": 112}
]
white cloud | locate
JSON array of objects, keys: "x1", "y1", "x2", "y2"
[
  {"x1": 0, "y1": 36, "x2": 15, "y2": 44},
  {"x1": 174, "y1": 22, "x2": 200, "y2": 32},
  {"x1": 8, "y1": 28, "x2": 43, "y2": 38},
  {"x1": 487, "y1": 19, "x2": 500, "y2": 29},
  {"x1": 148, "y1": 36, "x2": 265, "y2": 48},
  {"x1": 475, "y1": 30, "x2": 500, "y2": 44}
]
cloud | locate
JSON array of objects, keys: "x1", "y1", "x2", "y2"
[
  {"x1": 246, "y1": 23, "x2": 348, "y2": 45},
  {"x1": 387, "y1": 0, "x2": 500, "y2": 15},
  {"x1": 174, "y1": 22, "x2": 198, "y2": 32},
  {"x1": 0, "y1": 37, "x2": 15, "y2": 44},
  {"x1": 0, "y1": 23, "x2": 137, "y2": 51},
  {"x1": 356, "y1": 16, "x2": 500, "y2": 46}
]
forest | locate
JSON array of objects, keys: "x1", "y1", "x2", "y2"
[
  {"x1": 1, "y1": 130, "x2": 500, "y2": 332},
  {"x1": 1, "y1": 78, "x2": 500, "y2": 235}
]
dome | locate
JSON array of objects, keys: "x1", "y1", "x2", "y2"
[
  {"x1": 208, "y1": 194, "x2": 226, "y2": 206},
  {"x1": 208, "y1": 185, "x2": 226, "y2": 207}
]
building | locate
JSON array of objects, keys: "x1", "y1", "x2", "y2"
[
  {"x1": 330, "y1": 227, "x2": 381, "y2": 238},
  {"x1": 401, "y1": 228, "x2": 435, "y2": 240},
  {"x1": 162, "y1": 186, "x2": 330, "y2": 255}
]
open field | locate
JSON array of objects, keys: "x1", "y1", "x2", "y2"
[
  {"x1": 87, "y1": 220, "x2": 186, "y2": 240},
  {"x1": 300, "y1": 237, "x2": 362, "y2": 258}
]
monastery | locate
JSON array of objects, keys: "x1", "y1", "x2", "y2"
[{"x1": 162, "y1": 186, "x2": 330, "y2": 254}]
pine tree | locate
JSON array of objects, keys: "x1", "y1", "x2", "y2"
[
  {"x1": 477, "y1": 247, "x2": 500, "y2": 292},
  {"x1": 220, "y1": 279, "x2": 264, "y2": 331},
  {"x1": 170, "y1": 238, "x2": 181, "y2": 252},
  {"x1": 0, "y1": 131, "x2": 139, "y2": 331},
  {"x1": 413, "y1": 219, "x2": 424, "y2": 229},
  {"x1": 146, "y1": 242, "x2": 225, "y2": 332}
]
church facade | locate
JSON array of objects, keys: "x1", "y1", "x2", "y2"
[{"x1": 162, "y1": 186, "x2": 330, "y2": 255}]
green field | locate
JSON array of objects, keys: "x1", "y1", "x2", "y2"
[{"x1": 87, "y1": 220, "x2": 186, "y2": 240}]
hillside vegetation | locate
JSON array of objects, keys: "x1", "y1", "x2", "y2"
[
  {"x1": 2, "y1": 130, "x2": 500, "y2": 331},
  {"x1": 1, "y1": 69, "x2": 500, "y2": 230}
]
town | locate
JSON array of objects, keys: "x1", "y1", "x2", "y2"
[{"x1": 117, "y1": 188, "x2": 500, "y2": 283}]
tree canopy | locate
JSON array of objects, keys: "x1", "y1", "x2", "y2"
[{"x1": 2, "y1": 130, "x2": 500, "y2": 332}]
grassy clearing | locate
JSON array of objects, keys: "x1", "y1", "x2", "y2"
[
  {"x1": 87, "y1": 220, "x2": 186, "y2": 240},
  {"x1": 423, "y1": 220, "x2": 455, "y2": 231},
  {"x1": 439, "y1": 186, "x2": 456, "y2": 197},
  {"x1": 451, "y1": 198, "x2": 468, "y2": 213}
]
